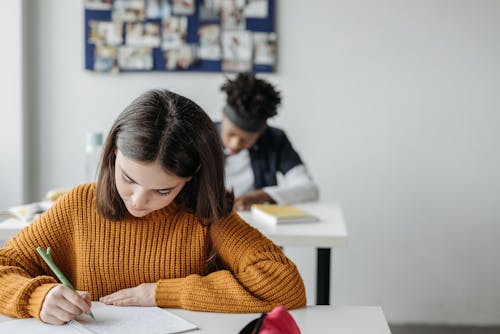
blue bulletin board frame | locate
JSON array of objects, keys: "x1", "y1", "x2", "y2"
[{"x1": 84, "y1": 0, "x2": 276, "y2": 73}]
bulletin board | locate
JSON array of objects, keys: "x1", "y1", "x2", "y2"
[{"x1": 84, "y1": 0, "x2": 276, "y2": 73}]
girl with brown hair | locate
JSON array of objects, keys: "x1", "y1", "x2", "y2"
[{"x1": 0, "y1": 89, "x2": 306, "y2": 325}]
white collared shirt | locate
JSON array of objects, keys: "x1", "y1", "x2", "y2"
[
  {"x1": 225, "y1": 149, "x2": 255, "y2": 198},
  {"x1": 225, "y1": 149, "x2": 319, "y2": 204}
]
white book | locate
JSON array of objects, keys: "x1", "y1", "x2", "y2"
[
  {"x1": 250, "y1": 204, "x2": 319, "y2": 225},
  {"x1": 0, "y1": 201, "x2": 53, "y2": 223},
  {"x1": 0, "y1": 302, "x2": 198, "y2": 334}
]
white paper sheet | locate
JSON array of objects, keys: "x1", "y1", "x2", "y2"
[{"x1": 0, "y1": 302, "x2": 198, "y2": 334}]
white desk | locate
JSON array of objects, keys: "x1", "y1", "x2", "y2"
[
  {"x1": 0, "y1": 306, "x2": 390, "y2": 334},
  {"x1": 238, "y1": 202, "x2": 348, "y2": 248},
  {"x1": 0, "y1": 202, "x2": 348, "y2": 305},
  {"x1": 238, "y1": 202, "x2": 348, "y2": 305}
]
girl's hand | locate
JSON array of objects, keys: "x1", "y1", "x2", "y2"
[
  {"x1": 99, "y1": 283, "x2": 156, "y2": 307},
  {"x1": 40, "y1": 285, "x2": 92, "y2": 325}
]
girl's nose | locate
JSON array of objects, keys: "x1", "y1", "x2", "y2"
[{"x1": 131, "y1": 188, "x2": 148, "y2": 208}]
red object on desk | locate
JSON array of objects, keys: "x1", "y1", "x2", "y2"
[{"x1": 239, "y1": 306, "x2": 300, "y2": 334}]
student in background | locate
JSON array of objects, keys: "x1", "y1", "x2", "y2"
[
  {"x1": 218, "y1": 73, "x2": 319, "y2": 211},
  {"x1": 0, "y1": 89, "x2": 306, "y2": 325}
]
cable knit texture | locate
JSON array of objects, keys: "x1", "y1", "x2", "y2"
[{"x1": 0, "y1": 183, "x2": 306, "y2": 319}]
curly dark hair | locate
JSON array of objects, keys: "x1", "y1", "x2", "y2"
[{"x1": 221, "y1": 73, "x2": 281, "y2": 121}]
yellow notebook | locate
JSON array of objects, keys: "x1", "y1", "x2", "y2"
[{"x1": 250, "y1": 204, "x2": 319, "y2": 224}]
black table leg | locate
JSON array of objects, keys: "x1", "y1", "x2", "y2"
[{"x1": 316, "y1": 248, "x2": 331, "y2": 305}]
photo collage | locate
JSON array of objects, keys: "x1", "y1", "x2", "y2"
[{"x1": 85, "y1": 0, "x2": 276, "y2": 73}]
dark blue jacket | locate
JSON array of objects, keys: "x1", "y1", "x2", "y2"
[{"x1": 216, "y1": 122, "x2": 303, "y2": 188}]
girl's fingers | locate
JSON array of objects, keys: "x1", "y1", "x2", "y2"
[
  {"x1": 55, "y1": 297, "x2": 82, "y2": 316},
  {"x1": 42, "y1": 313, "x2": 66, "y2": 326},
  {"x1": 100, "y1": 283, "x2": 155, "y2": 306},
  {"x1": 81, "y1": 291, "x2": 92, "y2": 304},
  {"x1": 62, "y1": 289, "x2": 91, "y2": 314},
  {"x1": 107, "y1": 296, "x2": 136, "y2": 306},
  {"x1": 100, "y1": 287, "x2": 133, "y2": 304},
  {"x1": 76, "y1": 290, "x2": 92, "y2": 304},
  {"x1": 47, "y1": 305, "x2": 78, "y2": 324},
  {"x1": 41, "y1": 286, "x2": 92, "y2": 324}
]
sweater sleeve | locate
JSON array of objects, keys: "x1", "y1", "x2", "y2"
[
  {"x1": 0, "y1": 186, "x2": 82, "y2": 319},
  {"x1": 155, "y1": 212, "x2": 306, "y2": 312}
]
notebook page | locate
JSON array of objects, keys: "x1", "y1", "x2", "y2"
[
  {"x1": 68, "y1": 319, "x2": 96, "y2": 333},
  {"x1": 0, "y1": 318, "x2": 89, "y2": 333},
  {"x1": 76, "y1": 302, "x2": 198, "y2": 334},
  {"x1": 0, "y1": 303, "x2": 197, "y2": 334}
]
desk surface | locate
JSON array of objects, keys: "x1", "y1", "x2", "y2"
[
  {"x1": 0, "y1": 306, "x2": 391, "y2": 334},
  {"x1": 0, "y1": 219, "x2": 29, "y2": 240},
  {"x1": 1, "y1": 202, "x2": 348, "y2": 248},
  {"x1": 238, "y1": 202, "x2": 348, "y2": 248}
]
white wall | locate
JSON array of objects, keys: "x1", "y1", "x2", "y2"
[
  {"x1": 0, "y1": 2, "x2": 24, "y2": 208},
  {"x1": 20, "y1": 0, "x2": 500, "y2": 325}
]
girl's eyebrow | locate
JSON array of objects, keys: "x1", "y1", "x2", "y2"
[{"x1": 120, "y1": 167, "x2": 179, "y2": 191}]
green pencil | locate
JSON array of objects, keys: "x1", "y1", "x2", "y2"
[{"x1": 36, "y1": 246, "x2": 95, "y2": 319}]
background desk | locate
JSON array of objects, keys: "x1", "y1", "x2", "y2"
[
  {"x1": 0, "y1": 219, "x2": 29, "y2": 241},
  {"x1": 0, "y1": 306, "x2": 390, "y2": 334},
  {"x1": 0, "y1": 202, "x2": 348, "y2": 305},
  {"x1": 238, "y1": 202, "x2": 348, "y2": 305},
  {"x1": 0, "y1": 219, "x2": 29, "y2": 240}
]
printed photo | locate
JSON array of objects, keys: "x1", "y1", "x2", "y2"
[
  {"x1": 94, "y1": 45, "x2": 119, "y2": 73},
  {"x1": 146, "y1": 0, "x2": 172, "y2": 18},
  {"x1": 221, "y1": 30, "x2": 252, "y2": 72},
  {"x1": 221, "y1": 30, "x2": 252, "y2": 61},
  {"x1": 118, "y1": 46, "x2": 154, "y2": 70},
  {"x1": 126, "y1": 22, "x2": 161, "y2": 47},
  {"x1": 164, "y1": 44, "x2": 198, "y2": 70},
  {"x1": 253, "y1": 32, "x2": 276, "y2": 65},
  {"x1": 244, "y1": 0, "x2": 268, "y2": 18},
  {"x1": 172, "y1": 0, "x2": 195, "y2": 15},
  {"x1": 162, "y1": 16, "x2": 188, "y2": 50},
  {"x1": 221, "y1": 0, "x2": 245, "y2": 29},
  {"x1": 198, "y1": 24, "x2": 221, "y2": 60},
  {"x1": 89, "y1": 21, "x2": 123, "y2": 45},
  {"x1": 113, "y1": 0, "x2": 146, "y2": 21},
  {"x1": 85, "y1": 0, "x2": 112, "y2": 10},
  {"x1": 199, "y1": 0, "x2": 222, "y2": 21}
]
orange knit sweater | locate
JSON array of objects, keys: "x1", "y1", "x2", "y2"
[{"x1": 0, "y1": 184, "x2": 306, "y2": 319}]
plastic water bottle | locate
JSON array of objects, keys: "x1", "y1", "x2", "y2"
[{"x1": 85, "y1": 132, "x2": 103, "y2": 183}]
